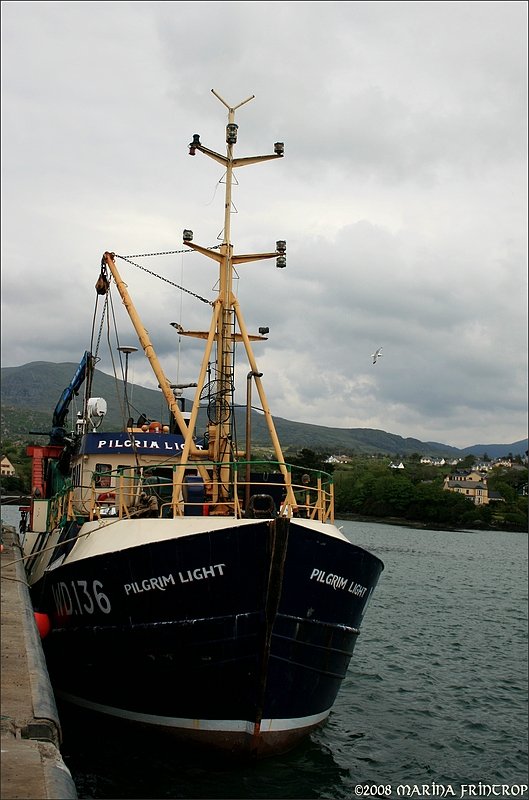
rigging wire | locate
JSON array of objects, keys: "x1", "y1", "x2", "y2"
[
  {"x1": 114, "y1": 247, "x2": 222, "y2": 306},
  {"x1": 88, "y1": 281, "x2": 145, "y2": 469},
  {"x1": 106, "y1": 290, "x2": 128, "y2": 426}
]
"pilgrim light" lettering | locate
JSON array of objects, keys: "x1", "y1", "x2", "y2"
[
  {"x1": 97, "y1": 439, "x2": 193, "y2": 451},
  {"x1": 122, "y1": 563, "x2": 226, "y2": 596},
  {"x1": 309, "y1": 568, "x2": 368, "y2": 597}
]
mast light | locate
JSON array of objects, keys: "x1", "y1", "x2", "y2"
[
  {"x1": 183, "y1": 230, "x2": 194, "y2": 242},
  {"x1": 276, "y1": 240, "x2": 286, "y2": 268},
  {"x1": 189, "y1": 134, "x2": 201, "y2": 155},
  {"x1": 274, "y1": 142, "x2": 284, "y2": 155},
  {"x1": 226, "y1": 123, "x2": 238, "y2": 144}
]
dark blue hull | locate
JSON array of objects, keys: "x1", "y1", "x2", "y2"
[{"x1": 31, "y1": 519, "x2": 383, "y2": 755}]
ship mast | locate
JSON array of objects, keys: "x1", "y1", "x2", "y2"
[{"x1": 183, "y1": 90, "x2": 296, "y2": 509}]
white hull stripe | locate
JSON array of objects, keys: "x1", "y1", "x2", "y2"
[
  {"x1": 57, "y1": 691, "x2": 330, "y2": 733},
  {"x1": 61, "y1": 516, "x2": 348, "y2": 565}
]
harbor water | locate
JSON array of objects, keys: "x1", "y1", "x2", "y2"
[{"x1": 2, "y1": 506, "x2": 527, "y2": 799}]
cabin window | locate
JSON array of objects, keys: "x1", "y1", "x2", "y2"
[{"x1": 94, "y1": 463, "x2": 112, "y2": 488}]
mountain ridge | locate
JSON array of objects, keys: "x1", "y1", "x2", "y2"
[{"x1": 1, "y1": 361, "x2": 527, "y2": 458}]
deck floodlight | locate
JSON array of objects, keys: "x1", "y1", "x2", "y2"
[
  {"x1": 226, "y1": 123, "x2": 238, "y2": 144},
  {"x1": 276, "y1": 256, "x2": 286, "y2": 269},
  {"x1": 274, "y1": 142, "x2": 284, "y2": 155},
  {"x1": 189, "y1": 134, "x2": 201, "y2": 155},
  {"x1": 183, "y1": 229, "x2": 193, "y2": 242},
  {"x1": 276, "y1": 240, "x2": 286, "y2": 254}
]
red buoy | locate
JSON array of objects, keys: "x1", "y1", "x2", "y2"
[{"x1": 34, "y1": 612, "x2": 51, "y2": 639}]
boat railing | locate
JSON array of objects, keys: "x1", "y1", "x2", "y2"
[
  {"x1": 74, "y1": 460, "x2": 334, "y2": 523},
  {"x1": 47, "y1": 480, "x2": 75, "y2": 530}
]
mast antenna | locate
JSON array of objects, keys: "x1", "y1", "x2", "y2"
[{"x1": 210, "y1": 89, "x2": 255, "y2": 112}]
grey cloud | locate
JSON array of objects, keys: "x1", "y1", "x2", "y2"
[{"x1": 1, "y1": 1, "x2": 526, "y2": 448}]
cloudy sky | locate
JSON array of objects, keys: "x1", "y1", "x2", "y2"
[{"x1": 1, "y1": 1, "x2": 527, "y2": 449}]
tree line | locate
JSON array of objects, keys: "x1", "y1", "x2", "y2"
[{"x1": 287, "y1": 449, "x2": 528, "y2": 532}]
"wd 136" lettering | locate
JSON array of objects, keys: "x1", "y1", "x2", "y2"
[{"x1": 52, "y1": 579, "x2": 111, "y2": 616}]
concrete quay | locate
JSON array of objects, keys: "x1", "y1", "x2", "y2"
[{"x1": 1, "y1": 524, "x2": 77, "y2": 800}]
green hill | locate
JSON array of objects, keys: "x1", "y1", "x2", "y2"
[{"x1": 1, "y1": 361, "x2": 527, "y2": 458}]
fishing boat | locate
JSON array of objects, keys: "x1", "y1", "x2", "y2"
[{"x1": 22, "y1": 91, "x2": 384, "y2": 757}]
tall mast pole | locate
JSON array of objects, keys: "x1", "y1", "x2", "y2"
[
  {"x1": 184, "y1": 91, "x2": 295, "y2": 509},
  {"x1": 213, "y1": 91, "x2": 255, "y2": 471}
]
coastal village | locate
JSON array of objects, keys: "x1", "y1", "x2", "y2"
[{"x1": 325, "y1": 453, "x2": 528, "y2": 507}]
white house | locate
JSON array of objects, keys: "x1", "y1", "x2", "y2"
[{"x1": 1, "y1": 456, "x2": 16, "y2": 477}]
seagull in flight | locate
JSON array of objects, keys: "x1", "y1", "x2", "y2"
[{"x1": 371, "y1": 347, "x2": 383, "y2": 365}]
